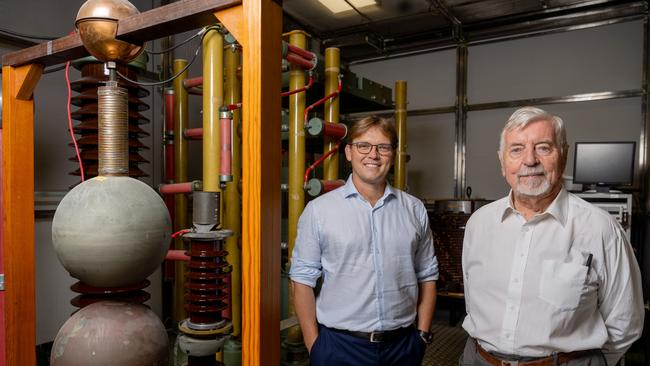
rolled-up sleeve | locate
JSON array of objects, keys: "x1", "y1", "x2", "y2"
[
  {"x1": 289, "y1": 202, "x2": 323, "y2": 288},
  {"x1": 414, "y1": 204, "x2": 439, "y2": 282}
]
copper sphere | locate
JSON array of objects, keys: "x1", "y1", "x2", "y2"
[
  {"x1": 75, "y1": 0, "x2": 144, "y2": 63},
  {"x1": 50, "y1": 301, "x2": 168, "y2": 366}
]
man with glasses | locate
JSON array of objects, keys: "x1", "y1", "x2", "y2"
[
  {"x1": 290, "y1": 116, "x2": 439, "y2": 365},
  {"x1": 460, "y1": 107, "x2": 644, "y2": 366}
]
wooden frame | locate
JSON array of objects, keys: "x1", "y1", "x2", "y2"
[{"x1": 1, "y1": 1, "x2": 281, "y2": 365}]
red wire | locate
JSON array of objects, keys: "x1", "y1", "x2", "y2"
[
  {"x1": 304, "y1": 141, "x2": 343, "y2": 185},
  {"x1": 304, "y1": 78, "x2": 343, "y2": 127},
  {"x1": 281, "y1": 74, "x2": 314, "y2": 98},
  {"x1": 171, "y1": 229, "x2": 191, "y2": 238},
  {"x1": 66, "y1": 61, "x2": 85, "y2": 182}
]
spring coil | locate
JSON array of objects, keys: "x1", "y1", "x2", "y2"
[{"x1": 98, "y1": 81, "x2": 129, "y2": 176}]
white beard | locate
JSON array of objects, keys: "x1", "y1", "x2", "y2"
[{"x1": 515, "y1": 168, "x2": 552, "y2": 197}]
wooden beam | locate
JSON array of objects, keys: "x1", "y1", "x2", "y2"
[
  {"x1": 2, "y1": 0, "x2": 241, "y2": 68},
  {"x1": 2, "y1": 63, "x2": 41, "y2": 366},
  {"x1": 215, "y1": 5, "x2": 244, "y2": 45},
  {"x1": 239, "y1": 0, "x2": 282, "y2": 364},
  {"x1": 117, "y1": 0, "x2": 241, "y2": 44}
]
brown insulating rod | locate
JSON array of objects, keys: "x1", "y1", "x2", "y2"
[
  {"x1": 321, "y1": 179, "x2": 345, "y2": 193},
  {"x1": 287, "y1": 43, "x2": 315, "y2": 60},
  {"x1": 159, "y1": 181, "x2": 202, "y2": 195},
  {"x1": 286, "y1": 52, "x2": 315, "y2": 70},
  {"x1": 184, "y1": 128, "x2": 203, "y2": 139},
  {"x1": 166, "y1": 250, "x2": 190, "y2": 261},
  {"x1": 183, "y1": 76, "x2": 203, "y2": 89}
]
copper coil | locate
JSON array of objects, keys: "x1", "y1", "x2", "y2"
[
  {"x1": 72, "y1": 105, "x2": 150, "y2": 124},
  {"x1": 69, "y1": 149, "x2": 149, "y2": 163},
  {"x1": 73, "y1": 120, "x2": 150, "y2": 136},
  {"x1": 98, "y1": 83, "x2": 129, "y2": 176},
  {"x1": 70, "y1": 165, "x2": 148, "y2": 178},
  {"x1": 71, "y1": 90, "x2": 150, "y2": 111},
  {"x1": 70, "y1": 135, "x2": 149, "y2": 149}
]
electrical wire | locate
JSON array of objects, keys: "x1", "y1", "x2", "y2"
[
  {"x1": 65, "y1": 61, "x2": 85, "y2": 182},
  {"x1": 116, "y1": 26, "x2": 219, "y2": 87},
  {"x1": 0, "y1": 26, "x2": 58, "y2": 41},
  {"x1": 145, "y1": 27, "x2": 206, "y2": 55},
  {"x1": 304, "y1": 141, "x2": 343, "y2": 185}
]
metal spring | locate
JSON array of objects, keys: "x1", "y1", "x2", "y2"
[{"x1": 98, "y1": 82, "x2": 129, "y2": 176}]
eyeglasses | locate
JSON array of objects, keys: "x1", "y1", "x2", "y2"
[{"x1": 349, "y1": 142, "x2": 394, "y2": 155}]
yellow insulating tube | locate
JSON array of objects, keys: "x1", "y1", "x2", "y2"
[
  {"x1": 393, "y1": 80, "x2": 407, "y2": 190},
  {"x1": 202, "y1": 29, "x2": 224, "y2": 192},
  {"x1": 323, "y1": 48, "x2": 340, "y2": 180},
  {"x1": 224, "y1": 43, "x2": 242, "y2": 337},
  {"x1": 173, "y1": 58, "x2": 189, "y2": 322},
  {"x1": 286, "y1": 30, "x2": 308, "y2": 344}
]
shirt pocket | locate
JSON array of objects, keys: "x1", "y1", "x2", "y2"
[{"x1": 538, "y1": 259, "x2": 588, "y2": 311}]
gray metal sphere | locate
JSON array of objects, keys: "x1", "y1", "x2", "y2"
[
  {"x1": 50, "y1": 301, "x2": 168, "y2": 366},
  {"x1": 52, "y1": 176, "x2": 171, "y2": 287}
]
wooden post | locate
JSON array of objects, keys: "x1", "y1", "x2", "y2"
[
  {"x1": 217, "y1": 0, "x2": 282, "y2": 364},
  {"x1": 1, "y1": 63, "x2": 43, "y2": 366}
]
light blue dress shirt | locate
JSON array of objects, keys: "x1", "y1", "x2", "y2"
[{"x1": 290, "y1": 177, "x2": 439, "y2": 332}]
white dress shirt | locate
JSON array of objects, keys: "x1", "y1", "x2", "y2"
[
  {"x1": 462, "y1": 188, "x2": 644, "y2": 366},
  {"x1": 290, "y1": 177, "x2": 439, "y2": 332}
]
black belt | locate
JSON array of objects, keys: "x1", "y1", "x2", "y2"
[{"x1": 328, "y1": 324, "x2": 413, "y2": 343}]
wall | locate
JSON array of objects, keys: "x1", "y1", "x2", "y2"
[
  {"x1": 0, "y1": 0, "x2": 165, "y2": 345},
  {"x1": 351, "y1": 20, "x2": 644, "y2": 200}
]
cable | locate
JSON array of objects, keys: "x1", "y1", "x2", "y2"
[
  {"x1": 65, "y1": 61, "x2": 85, "y2": 182},
  {"x1": 145, "y1": 27, "x2": 206, "y2": 55},
  {"x1": 0, "y1": 26, "x2": 58, "y2": 41},
  {"x1": 304, "y1": 141, "x2": 343, "y2": 185},
  {"x1": 116, "y1": 26, "x2": 218, "y2": 87}
]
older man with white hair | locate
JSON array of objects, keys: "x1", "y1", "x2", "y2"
[{"x1": 460, "y1": 106, "x2": 644, "y2": 366}]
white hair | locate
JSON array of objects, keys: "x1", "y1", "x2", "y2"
[{"x1": 498, "y1": 106, "x2": 568, "y2": 158}]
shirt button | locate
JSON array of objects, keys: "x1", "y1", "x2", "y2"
[
  {"x1": 514, "y1": 278, "x2": 519, "y2": 283},
  {"x1": 522, "y1": 227, "x2": 529, "y2": 232}
]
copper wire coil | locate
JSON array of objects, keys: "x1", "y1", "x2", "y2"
[
  {"x1": 70, "y1": 165, "x2": 149, "y2": 177},
  {"x1": 69, "y1": 149, "x2": 149, "y2": 163},
  {"x1": 70, "y1": 135, "x2": 149, "y2": 149},
  {"x1": 71, "y1": 104, "x2": 150, "y2": 124},
  {"x1": 71, "y1": 91, "x2": 150, "y2": 111},
  {"x1": 73, "y1": 120, "x2": 150, "y2": 136}
]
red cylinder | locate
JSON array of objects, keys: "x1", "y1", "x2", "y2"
[
  {"x1": 166, "y1": 249, "x2": 190, "y2": 261},
  {"x1": 322, "y1": 179, "x2": 345, "y2": 193},
  {"x1": 159, "y1": 182, "x2": 194, "y2": 195},
  {"x1": 287, "y1": 43, "x2": 315, "y2": 60},
  {"x1": 323, "y1": 122, "x2": 347, "y2": 140},
  {"x1": 183, "y1": 76, "x2": 203, "y2": 89},
  {"x1": 184, "y1": 128, "x2": 203, "y2": 139},
  {"x1": 286, "y1": 52, "x2": 315, "y2": 70}
]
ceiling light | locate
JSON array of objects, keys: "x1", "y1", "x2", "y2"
[{"x1": 317, "y1": 0, "x2": 376, "y2": 14}]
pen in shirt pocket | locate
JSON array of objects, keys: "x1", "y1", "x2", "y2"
[{"x1": 585, "y1": 253, "x2": 593, "y2": 275}]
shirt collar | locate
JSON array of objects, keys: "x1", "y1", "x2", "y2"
[
  {"x1": 500, "y1": 187, "x2": 568, "y2": 225},
  {"x1": 342, "y1": 175, "x2": 396, "y2": 202}
]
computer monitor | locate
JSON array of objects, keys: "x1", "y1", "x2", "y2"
[{"x1": 573, "y1": 141, "x2": 636, "y2": 192}]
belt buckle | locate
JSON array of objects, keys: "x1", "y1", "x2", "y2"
[
  {"x1": 369, "y1": 332, "x2": 381, "y2": 343},
  {"x1": 500, "y1": 361, "x2": 518, "y2": 366}
]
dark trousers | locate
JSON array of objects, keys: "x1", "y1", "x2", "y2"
[{"x1": 309, "y1": 324, "x2": 427, "y2": 366}]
